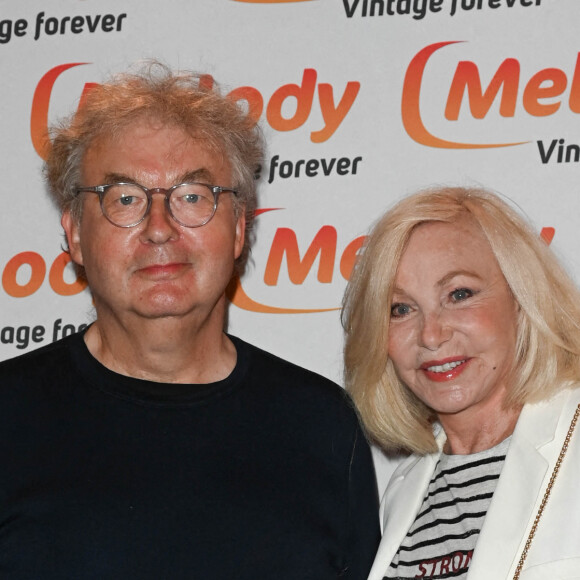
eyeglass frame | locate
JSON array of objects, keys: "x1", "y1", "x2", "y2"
[{"x1": 74, "y1": 181, "x2": 239, "y2": 228}]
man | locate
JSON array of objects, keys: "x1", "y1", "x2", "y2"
[{"x1": 0, "y1": 65, "x2": 379, "y2": 579}]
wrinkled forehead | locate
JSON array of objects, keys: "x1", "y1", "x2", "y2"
[
  {"x1": 395, "y1": 215, "x2": 502, "y2": 280},
  {"x1": 81, "y1": 116, "x2": 231, "y2": 182},
  {"x1": 409, "y1": 214, "x2": 486, "y2": 243},
  {"x1": 84, "y1": 114, "x2": 228, "y2": 163}
]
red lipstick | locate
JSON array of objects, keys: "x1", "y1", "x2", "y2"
[{"x1": 420, "y1": 357, "x2": 470, "y2": 382}]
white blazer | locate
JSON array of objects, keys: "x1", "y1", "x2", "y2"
[{"x1": 368, "y1": 387, "x2": 580, "y2": 580}]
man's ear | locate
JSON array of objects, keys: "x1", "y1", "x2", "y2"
[
  {"x1": 61, "y1": 210, "x2": 84, "y2": 266},
  {"x1": 234, "y1": 212, "x2": 245, "y2": 260}
]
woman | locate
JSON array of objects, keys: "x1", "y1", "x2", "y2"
[{"x1": 343, "y1": 186, "x2": 580, "y2": 579}]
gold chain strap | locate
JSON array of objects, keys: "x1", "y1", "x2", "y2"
[{"x1": 512, "y1": 403, "x2": 580, "y2": 580}]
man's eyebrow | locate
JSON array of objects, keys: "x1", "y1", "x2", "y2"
[
  {"x1": 102, "y1": 172, "x2": 137, "y2": 184},
  {"x1": 100, "y1": 169, "x2": 216, "y2": 187},
  {"x1": 177, "y1": 168, "x2": 215, "y2": 184}
]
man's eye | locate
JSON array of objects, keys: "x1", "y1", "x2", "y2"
[
  {"x1": 391, "y1": 303, "x2": 411, "y2": 318},
  {"x1": 183, "y1": 194, "x2": 200, "y2": 204},
  {"x1": 119, "y1": 196, "x2": 136, "y2": 206},
  {"x1": 450, "y1": 288, "x2": 473, "y2": 302}
]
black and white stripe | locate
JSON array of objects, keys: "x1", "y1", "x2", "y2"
[{"x1": 384, "y1": 437, "x2": 510, "y2": 579}]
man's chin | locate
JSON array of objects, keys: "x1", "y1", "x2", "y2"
[{"x1": 129, "y1": 289, "x2": 197, "y2": 320}]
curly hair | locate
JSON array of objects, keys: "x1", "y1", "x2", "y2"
[{"x1": 44, "y1": 62, "x2": 264, "y2": 273}]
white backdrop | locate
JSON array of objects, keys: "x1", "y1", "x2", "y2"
[{"x1": 1, "y1": 0, "x2": 578, "y2": 494}]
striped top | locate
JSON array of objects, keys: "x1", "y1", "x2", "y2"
[{"x1": 384, "y1": 437, "x2": 511, "y2": 579}]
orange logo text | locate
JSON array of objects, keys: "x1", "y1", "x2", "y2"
[
  {"x1": 2, "y1": 251, "x2": 87, "y2": 298},
  {"x1": 31, "y1": 64, "x2": 360, "y2": 159},
  {"x1": 402, "y1": 41, "x2": 580, "y2": 148}
]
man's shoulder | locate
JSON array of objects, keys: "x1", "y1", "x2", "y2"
[
  {"x1": 231, "y1": 334, "x2": 355, "y2": 410},
  {"x1": 0, "y1": 332, "x2": 80, "y2": 380},
  {"x1": 233, "y1": 334, "x2": 338, "y2": 385}
]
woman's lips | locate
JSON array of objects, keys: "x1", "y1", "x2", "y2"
[{"x1": 420, "y1": 357, "x2": 470, "y2": 382}]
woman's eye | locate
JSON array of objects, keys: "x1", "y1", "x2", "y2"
[
  {"x1": 391, "y1": 303, "x2": 411, "y2": 318},
  {"x1": 450, "y1": 288, "x2": 473, "y2": 302}
]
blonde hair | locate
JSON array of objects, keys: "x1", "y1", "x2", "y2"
[
  {"x1": 44, "y1": 61, "x2": 263, "y2": 273},
  {"x1": 342, "y1": 186, "x2": 580, "y2": 454}
]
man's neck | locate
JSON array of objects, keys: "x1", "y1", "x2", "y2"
[{"x1": 83, "y1": 305, "x2": 237, "y2": 384}]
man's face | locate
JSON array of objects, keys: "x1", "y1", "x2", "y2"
[{"x1": 62, "y1": 119, "x2": 244, "y2": 324}]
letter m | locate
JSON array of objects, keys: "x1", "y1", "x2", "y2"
[
  {"x1": 264, "y1": 226, "x2": 337, "y2": 286},
  {"x1": 445, "y1": 59, "x2": 520, "y2": 120}
]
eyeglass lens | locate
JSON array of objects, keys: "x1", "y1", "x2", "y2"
[{"x1": 101, "y1": 183, "x2": 216, "y2": 227}]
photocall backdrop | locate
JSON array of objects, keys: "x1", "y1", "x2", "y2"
[{"x1": 1, "y1": 0, "x2": 578, "y2": 493}]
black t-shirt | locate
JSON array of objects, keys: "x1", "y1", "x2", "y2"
[{"x1": 0, "y1": 331, "x2": 380, "y2": 579}]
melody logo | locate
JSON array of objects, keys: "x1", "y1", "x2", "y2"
[
  {"x1": 227, "y1": 210, "x2": 365, "y2": 313},
  {"x1": 31, "y1": 64, "x2": 359, "y2": 158},
  {"x1": 402, "y1": 41, "x2": 580, "y2": 148}
]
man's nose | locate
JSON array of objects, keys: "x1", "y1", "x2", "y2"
[{"x1": 140, "y1": 194, "x2": 179, "y2": 243}]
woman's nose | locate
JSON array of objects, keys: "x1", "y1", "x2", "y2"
[{"x1": 419, "y1": 311, "x2": 452, "y2": 350}]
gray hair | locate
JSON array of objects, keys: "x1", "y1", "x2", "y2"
[{"x1": 44, "y1": 62, "x2": 264, "y2": 273}]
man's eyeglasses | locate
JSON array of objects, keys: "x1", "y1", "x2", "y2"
[{"x1": 75, "y1": 182, "x2": 238, "y2": 228}]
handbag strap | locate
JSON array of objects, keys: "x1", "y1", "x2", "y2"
[{"x1": 512, "y1": 403, "x2": 580, "y2": 580}]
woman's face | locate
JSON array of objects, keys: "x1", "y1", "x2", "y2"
[{"x1": 387, "y1": 217, "x2": 519, "y2": 426}]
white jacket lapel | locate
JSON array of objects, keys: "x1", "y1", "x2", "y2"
[
  {"x1": 368, "y1": 431, "x2": 445, "y2": 580},
  {"x1": 466, "y1": 391, "x2": 569, "y2": 580}
]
